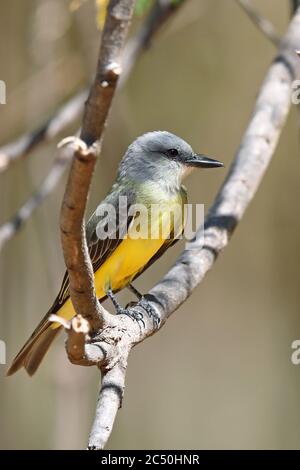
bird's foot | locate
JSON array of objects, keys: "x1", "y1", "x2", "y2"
[
  {"x1": 127, "y1": 284, "x2": 160, "y2": 328},
  {"x1": 106, "y1": 288, "x2": 145, "y2": 327},
  {"x1": 106, "y1": 288, "x2": 124, "y2": 314},
  {"x1": 127, "y1": 296, "x2": 160, "y2": 328},
  {"x1": 123, "y1": 307, "x2": 146, "y2": 327}
]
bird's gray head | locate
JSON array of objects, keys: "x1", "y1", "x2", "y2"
[{"x1": 118, "y1": 131, "x2": 223, "y2": 191}]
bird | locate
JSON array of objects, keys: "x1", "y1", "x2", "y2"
[{"x1": 7, "y1": 131, "x2": 223, "y2": 376}]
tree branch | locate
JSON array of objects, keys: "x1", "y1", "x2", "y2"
[
  {"x1": 119, "y1": 0, "x2": 187, "y2": 86},
  {"x1": 0, "y1": 145, "x2": 73, "y2": 251},
  {"x1": 55, "y1": 5, "x2": 300, "y2": 449},
  {"x1": 60, "y1": 0, "x2": 136, "y2": 355},
  {"x1": 88, "y1": 363, "x2": 127, "y2": 450},
  {"x1": 291, "y1": 0, "x2": 300, "y2": 141},
  {"x1": 236, "y1": 0, "x2": 281, "y2": 46},
  {"x1": 0, "y1": 90, "x2": 86, "y2": 173},
  {"x1": 60, "y1": 144, "x2": 107, "y2": 330},
  {"x1": 80, "y1": 0, "x2": 135, "y2": 145},
  {"x1": 291, "y1": 0, "x2": 300, "y2": 15}
]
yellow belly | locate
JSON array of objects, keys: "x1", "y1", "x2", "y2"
[{"x1": 52, "y1": 211, "x2": 175, "y2": 327}]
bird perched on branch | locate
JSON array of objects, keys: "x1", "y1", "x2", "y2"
[{"x1": 7, "y1": 131, "x2": 223, "y2": 376}]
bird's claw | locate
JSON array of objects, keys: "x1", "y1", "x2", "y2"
[
  {"x1": 106, "y1": 287, "x2": 159, "y2": 328},
  {"x1": 137, "y1": 296, "x2": 160, "y2": 328},
  {"x1": 119, "y1": 306, "x2": 145, "y2": 328},
  {"x1": 124, "y1": 297, "x2": 160, "y2": 329}
]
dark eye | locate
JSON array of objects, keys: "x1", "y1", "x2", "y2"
[{"x1": 167, "y1": 148, "x2": 179, "y2": 157}]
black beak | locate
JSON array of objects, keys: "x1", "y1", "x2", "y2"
[{"x1": 186, "y1": 154, "x2": 224, "y2": 168}]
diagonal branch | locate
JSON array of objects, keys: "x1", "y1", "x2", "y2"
[
  {"x1": 148, "y1": 8, "x2": 300, "y2": 322},
  {"x1": 56, "y1": 5, "x2": 300, "y2": 449},
  {"x1": 236, "y1": 0, "x2": 281, "y2": 46},
  {"x1": 0, "y1": 90, "x2": 86, "y2": 174},
  {"x1": 0, "y1": 146, "x2": 73, "y2": 251},
  {"x1": 119, "y1": 0, "x2": 187, "y2": 86},
  {"x1": 291, "y1": 0, "x2": 300, "y2": 141},
  {"x1": 291, "y1": 0, "x2": 300, "y2": 15}
]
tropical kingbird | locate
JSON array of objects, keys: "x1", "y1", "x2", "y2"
[{"x1": 7, "y1": 131, "x2": 223, "y2": 376}]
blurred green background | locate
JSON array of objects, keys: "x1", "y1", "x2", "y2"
[{"x1": 1, "y1": 0, "x2": 300, "y2": 450}]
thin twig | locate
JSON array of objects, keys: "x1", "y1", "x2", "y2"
[
  {"x1": 64, "y1": 315, "x2": 92, "y2": 364},
  {"x1": 291, "y1": 0, "x2": 300, "y2": 141},
  {"x1": 119, "y1": 0, "x2": 187, "y2": 86},
  {"x1": 0, "y1": 90, "x2": 86, "y2": 174},
  {"x1": 49, "y1": 313, "x2": 106, "y2": 366},
  {"x1": 291, "y1": 0, "x2": 300, "y2": 15},
  {"x1": 236, "y1": 0, "x2": 281, "y2": 46},
  {"x1": 0, "y1": 146, "x2": 73, "y2": 250}
]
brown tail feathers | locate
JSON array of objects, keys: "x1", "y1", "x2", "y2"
[{"x1": 6, "y1": 314, "x2": 61, "y2": 377}]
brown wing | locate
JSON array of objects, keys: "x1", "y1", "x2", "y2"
[{"x1": 50, "y1": 185, "x2": 136, "y2": 313}]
